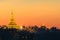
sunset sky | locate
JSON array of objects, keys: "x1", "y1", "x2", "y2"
[{"x1": 0, "y1": 0, "x2": 60, "y2": 28}]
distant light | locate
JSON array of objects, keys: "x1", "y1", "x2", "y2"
[
  {"x1": 20, "y1": 26, "x2": 23, "y2": 30},
  {"x1": 4, "y1": 27, "x2": 6, "y2": 29}
]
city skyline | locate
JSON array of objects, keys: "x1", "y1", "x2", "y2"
[{"x1": 0, "y1": 0, "x2": 60, "y2": 28}]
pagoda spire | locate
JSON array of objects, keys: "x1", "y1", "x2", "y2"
[
  {"x1": 8, "y1": 11, "x2": 17, "y2": 28},
  {"x1": 10, "y1": 11, "x2": 15, "y2": 23}
]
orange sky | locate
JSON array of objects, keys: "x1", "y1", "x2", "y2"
[{"x1": 0, "y1": 0, "x2": 60, "y2": 28}]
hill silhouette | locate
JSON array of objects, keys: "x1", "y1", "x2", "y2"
[{"x1": 0, "y1": 25, "x2": 60, "y2": 40}]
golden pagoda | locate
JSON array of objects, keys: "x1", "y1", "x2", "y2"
[
  {"x1": 7, "y1": 11, "x2": 23, "y2": 30},
  {"x1": 8, "y1": 11, "x2": 19, "y2": 29}
]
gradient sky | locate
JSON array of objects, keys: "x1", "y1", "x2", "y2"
[{"x1": 0, "y1": 0, "x2": 60, "y2": 28}]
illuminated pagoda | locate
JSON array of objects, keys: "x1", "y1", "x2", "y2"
[{"x1": 7, "y1": 11, "x2": 23, "y2": 29}]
